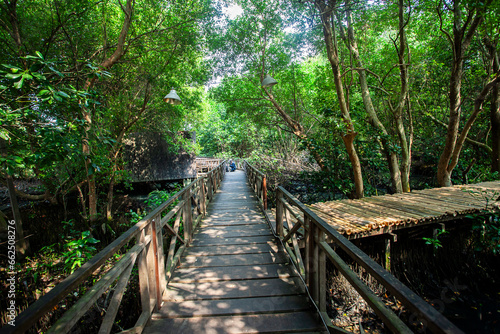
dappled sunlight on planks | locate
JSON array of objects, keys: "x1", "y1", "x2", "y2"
[
  {"x1": 144, "y1": 169, "x2": 325, "y2": 334},
  {"x1": 278, "y1": 180, "x2": 500, "y2": 239}
]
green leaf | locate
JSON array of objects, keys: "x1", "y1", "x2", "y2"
[
  {"x1": 32, "y1": 72, "x2": 46, "y2": 80},
  {"x1": 13, "y1": 77, "x2": 24, "y2": 89},
  {"x1": 5, "y1": 73, "x2": 22, "y2": 79},
  {"x1": 58, "y1": 91, "x2": 70, "y2": 98},
  {"x1": 22, "y1": 73, "x2": 33, "y2": 80},
  {"x1": 49, "y1": 66, "x2": 63, "y2": 77},
  {"x1": 87, "y1": 237, "x2": 100, "y2": 244},
  {"x1": 0, "y1": 130, "x2": 10, "y2": 140},
  {"x1": 35, "y1": 51, "x2": 44, "y2": 59},
  {"x1": 2, "y1": 64, "x2": 22, "y2": 72}
]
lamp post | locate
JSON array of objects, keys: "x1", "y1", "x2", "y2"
[
  {"x1": 261, "y1": 74, "x2": 278, "y2": 88},
  {"x1": 163, "y1": 89, "x2": 182, "y2": 105}
]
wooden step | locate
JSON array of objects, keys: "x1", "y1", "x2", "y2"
[
  {"x1": 184, "y1": 242, "x2": 281, "y2": 257},
  {"x1": 202, "y1": 215, "x2": 265, "y2": 223},
  {"x1": 200, "y1": 219, "x2": 268, "y2": 227},
  {"x1": 207, "y1": 209, "x2": 263, "y2": 216},
  {"x1": 190, "y1": 235, "x2": 275, "y2": 246},
  {"x1": 195, "y1": 225, "x2": 271, "y2": 239},
  {"x1": 143, "y1": 170, "x2": 325, "y2": 334},
  {"x1": 211, "y1": 196, "x2": 257, "y2": 202},
  {"x1": 146, "y1": 311, "x2": 325, "y2": 333},
  {"x1": 153, "y1": 295, "x2": 313, "y2": 318},
  {"x1": 164, "y1": 277, "x2": 306, "y2": 301},
  {"x1": 179, "y1": 251, "x2": 289, "y2": 268},
  {"x1": 170, "y1": 263, "x2": 296, "y2": 283}
]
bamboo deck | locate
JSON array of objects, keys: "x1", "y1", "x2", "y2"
[
  {"x1": 144, "y1": 170, "x2": 326, "y2": 334},
  {"x1": 307, "y1": 181, "x2": 500, "y2": 239}
]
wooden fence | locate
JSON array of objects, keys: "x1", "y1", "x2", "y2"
[
  {"x1": 2, "y1": 161, "x2": 226, "y2": 334},
  {"x1": 244, "y1": 161, "x2": 267, "y2": 210},
  {"x1": 243, "y1": 162, "x2": 464, "y2": 334},
  {"x1": 276, "y1": 187, "x2": 464, "y2": 334},
  {"x1": 195, "y1": 158, "x2": 223, "y2": 174}
]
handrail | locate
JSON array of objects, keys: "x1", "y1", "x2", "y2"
[
  {"x1": 276, "y1": 186, "x2": 465, "y2": 334},
  {"x1": 243, "y1": 160, "x2": 267, "y2": 210},
  {"x1": 195, "y1": 158, "x2": 223, "y2": 173},
  {"x1": 1, "y1": 161, "x2": 226, "y2": 334}
]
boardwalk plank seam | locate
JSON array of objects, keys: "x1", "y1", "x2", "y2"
[{"x1": 144, "y1": 170, "x2": 325, "y2": 334}]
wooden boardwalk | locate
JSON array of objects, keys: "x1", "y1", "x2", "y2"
[
  {"x1": 144, "y1": 170, "x2": 326, "y2": 333},
  {"x1": 306, "y1": 181, "x2": 500, "y2": 239}
]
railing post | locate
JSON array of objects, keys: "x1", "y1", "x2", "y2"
[
  {"x1": 151, "y1": 219, "x2": 162, "y2": 310},
  {"x1": 207, "y1": 173, "x2": 212, "y2": 201},
  {"x1": 276, "y1": 188, "x2": 284, "y2": 238},
  {"x1": 183, "y1": 188, "x2": 193, "y2": 244},
  {"x1": 145, "y1": 222, "x2": 158, "y2": 312},
  {"x1": 201, "y1": 177, "x2": 206, "y2": 216},
  {"x1": 308, "y1": 217, "x2": 319, "y2": 304},
  {"x1": 262, "y1": 176, "x2": 267, "y2": 210},
  {"x1": 318, "y1": 231, "x2": 326, "y2": 313},
  {"x1": 254, "y1": 173, "x2": 258, "y2": 193},
  {"x1": 136, "y1": 230, "x2": 151, "y2": 315},
  {"x1": 304, "y1": 215, "x2": 311, "y2": 286},
  {"x1": 212, "y1": 171, "x2": 217, "y2": 194}
]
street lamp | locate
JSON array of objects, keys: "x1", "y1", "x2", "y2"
[
  {"x1": 163, "y1": 89, "x2": 182, "y2": 105},
  {"x1": 261, "y1": 74, "x2": 278, "y2": 88}
]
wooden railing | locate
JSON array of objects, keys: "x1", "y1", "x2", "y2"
[
  {"x1": 243, "y1": 162, "x2": 463, "y2": 334},
  {"x1": 195, "y1": 158, "x2": 223, "y2": 174},
  {"x1": 276, "y1": 186, "x2": 465, "y2": 334},
  {"x1": 244, "y1": 161, "x2": 267, "y2": 210},
  {"x1": 2, "y1": 161, "x2": 226, "y2": 334}
]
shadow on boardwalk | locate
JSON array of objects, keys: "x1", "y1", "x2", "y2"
[{"x1": 144, "y1": 170, "x2": 326, "y2": 333}]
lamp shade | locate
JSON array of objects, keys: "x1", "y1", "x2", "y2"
[
  {"x1": 261, "y1": 74, "x2": 278, "y2": 88},
  {"x1": 163, "y1": 89, "x2": 182, "y2": 105}
]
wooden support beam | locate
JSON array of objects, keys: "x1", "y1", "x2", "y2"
[
  {"x1": 385, "y1": 238, "x2": 391, "y2": 272},
  {"x1": 318, "y1": 232, "x2": 326, "y2": 313},
  {"x1": 385, "y1": 232, "x2": 397, "y2": 272},
  {"x1": 276, "y1": 190, "x2": 284, "y2": 238}
]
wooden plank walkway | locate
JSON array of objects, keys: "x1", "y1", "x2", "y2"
[
  {"x1": 144, "y1": 170, "x2": 326, "y2": 334},
  {"x1": 306, "y1": 180, "x2": 500, "y2": 239}
]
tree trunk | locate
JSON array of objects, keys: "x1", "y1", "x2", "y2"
[
  {"x1": 395, "y1": 0, "x2": 411, "y2": 192},
  {"x1": 449, "y1": 73, "x2": 500, "y2": 171},
  {"x1": 263, "y1": 89, "x2": 329, "y2": 171},
  {"x1": 488, "y1": 41, "x2": 500, "y2": 172},
  {"x1": 317, "y1": 2, "x2": 363, "y2": 198},
  {"x1": 106, "y1": 172, "x2": 115, "y2": 221},
  {"x1": 437, "y1": 57, "x2": 463, "y2": 186},
  {"x1": 0, "y1": 139, "x2": 29, "y2": 257},
  {"x1": 82, "y1": 0, "x2": 134, "y2": 221},
  {"x1": 342, "y1": 133, "x2": 364, "y2": 199},
  {"x1": 436, "y1": 0, "x2": 489, "y2": 186},
  {"x1": 491, "y1": 83, "x2": 500, "y2": 172},
  {"x1": 339, "y1": 8, "x2": 402, "y2": 193}
]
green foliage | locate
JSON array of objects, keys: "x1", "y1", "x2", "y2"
[
  {"x1": 146, "y1": 186, "x2": 182, "y2": 211},
  {"x1": 1, "y1": 0, "x2": 217, "y2": 221},
  {"x1": 422, "y1": 229, "x2": 449, "y2": 250},
  {"x1": 126, "y1": 210, "x2": 145, "y2": 226},
  {"x1": 468, "y1": 213, "x2": 500, "y2": 255},
  {"x1": 125, "y1": 186, "x2": 183, "y2": 230},
  {"x1": 62, "y1": 231, "x2": 100, "y2": 274},
  {"x1": 2, "y1": 0, "x2": 500, "y2": 222},
  {"x1": 463, "y1": 188, "x2": 500, "y2": 209}
]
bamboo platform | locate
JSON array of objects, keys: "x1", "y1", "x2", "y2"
[
  {"x1": 144, "y1": 170, "x2": 326, "y2": 334},
  {"x1": 306, "y1": 181, "x2": 500, "y2": 239}
]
